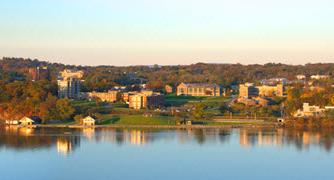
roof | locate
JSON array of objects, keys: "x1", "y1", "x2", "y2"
[
  {"x1": 19, "y1": 117, "x2": 35, "y2": 123},
  {"x1": 83, "y1": 116, "x2": 95, "y2": 122},
  {"x1": 179, "y1": 83, "x2": 220, "y2": 88}
]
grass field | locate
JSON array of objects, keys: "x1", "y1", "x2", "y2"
[
  {"x1": 46, "y1": 121, "x2": 76, "y2": 125},
  {"x1": 165, "y1": 94, "x2": 230, "y2": 106},
  {"x1": 99, "y1": 114, "x2": 176, "y2": 125}
]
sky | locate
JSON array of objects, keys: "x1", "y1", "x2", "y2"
[{"x1": 0, "y1": 0, "x2": 333, "y2": 66}]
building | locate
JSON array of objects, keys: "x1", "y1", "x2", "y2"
[
  {"x1": 239, "y1": 83, "x2": 259, "y2": 98},
  {"x1": 294, "y1": 103, "x2": 334, "y2": 118},
  {"x1": 57, "y1": 69, "x2": 84, "y2": 99},
  {"x1": 176, "y1": 83, "x2": 221, "y2": 96},
  {"x1": 296, "y1": 75, "x2": 306, "y2": 80},
  {"x1": 311, "y1": 75, "x2": 330, "y2": 80},
  {"x1": 87, "y1": 90, "x2": 119, "y2": 102},
  {"x1": 257, "y1": 84, "x2": 285, "y2": 97},
  {"x1": 239, "y1": 83, "x2": 285, "y2": 98},
  {"x1": 128, "y1": 91, "x2": 165, "y2": 109},
  {"x1": 82, "y1": 116, "x2": 96, "y2": 126},
  {"x1": 141, "y1": 90, "x2": 154, "y2": 96},
  {"x1": 129, "y1": 94, "x2": 146, "y2": 110},
  {"x1": 5, "y1": 120, "x2": 19, "y2": 125},
  {"x1": 261, "y1": 78, "x2": 287, "y2": 86},
  {"x1": 294, "y1": 103, "x2": 325, "y2": 117},
  {"x1": 147, "y1": 94, "x2": 165, "y2": 109},
  {"x1": 113, "y1": 86, "x2": 127, "y2": 91},
  {"x1": 28, "y1": 66, "x2": 50, "y2": 81},
  {"x1": 165, "y1": 85, "x2": 174, "y2": 94},
  {"x1": 122, "y1": 91, "x2": 138, "y2": 103},
  {"x1": 19, "y1": 117, "x2": 35, "y2": 126}
]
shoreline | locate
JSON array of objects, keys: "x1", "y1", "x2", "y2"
[{"x1": 2, "y1": 123, "x2": 280, "y2": 129}]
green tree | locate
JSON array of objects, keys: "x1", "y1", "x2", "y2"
[
  {"x1": 56, "y1": 99, "x2": 75, "y2": 120},
  {"x1": 192, "y1": 103, "x2": 205, "y2": 120}
]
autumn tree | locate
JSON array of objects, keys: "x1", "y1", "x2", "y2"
[{"x1": 56, "y1": 99, "x2": 75, "y2": 120}]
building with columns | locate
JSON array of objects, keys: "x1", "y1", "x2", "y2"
[{"x1": 176, "y1": 83, "x2": 221, "y2": 96}]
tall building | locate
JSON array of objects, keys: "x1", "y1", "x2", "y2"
[
  {"x1": 129, "y1": 94, "x2": 146, "y2": 109},
  {"x1": 28, "y1": 66, "x2": 50, "y2": 81},
  {"x1": 239, "y1": 83, "x2": 259, "y2": 98},
  {"x1": 176, "y1": 83, "x2": 221, "y2": 96},
  {"x1": 57, "y1": 69, "x2": 84, "y2": 99}
]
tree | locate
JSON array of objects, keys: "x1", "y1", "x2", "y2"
[
  {"x1": 39, "y1": 93, "x2": 58, "y2": 123},
  {"x1": 74, "y1": 114, "x2": 84, "y2": 124},
  {"x1": 285, "y1": 88, "x2": 303, "y2": 115},
  {"x1": 219, "y1": 103, "x2": 232, "y2": 115},
  {"x1": 56, "y1": 99, "x2": 75, "y2": 120},
  {"x1": 330, "y1": 94, "x2": 334, "y2": 105},
  {"x1": 192, "y1": 103, "x2": 205, "y2": 120}
]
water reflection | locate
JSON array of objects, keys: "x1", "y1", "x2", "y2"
[
  {"x1": 56, "y1": 136, "x2": 80, "y2": 156},
  {"x1": 1, "y1": 126, "x2": 334, "y2": 156}
]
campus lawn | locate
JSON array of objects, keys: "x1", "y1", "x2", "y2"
[
  {"x1": 45, "y1": 120, "x2": 77, "y2": 125},
  {"x1": 71, "y1": 100, "x2": 97, "y2": 106},
  {"x1": 205, "y1": 121, "x2": 264, "y2": 126},
  {"x1": 99, "y1": 114, "x2": 176, "y2": 125},
  {"x1": 165, "y1": 94, "x2": 230, "y2": 106}
]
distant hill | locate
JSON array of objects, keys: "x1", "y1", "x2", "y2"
[{"x1": 1, "y1": 57, "x2": 334, "y2": 91}]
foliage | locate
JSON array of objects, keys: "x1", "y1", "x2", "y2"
[
  {"x1": 192, "y1": 103, "x2": 206, "y2": 120},
  {"x1": 100, "y1": 114, "x2": 175, "y2": 125},
  {"x1": 74, "y1": 114, "x2": 84, "y2": 124},
  {"x1": 1, "y1": 57, "x2": 334, "y2": 121},
  {"x1": 56, "y1": 99, "x2": 75, "y2": 120}
]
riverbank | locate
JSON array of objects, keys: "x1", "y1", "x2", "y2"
[{"x1": 2, "y1": 122, "x2": 279, "y2": 129}]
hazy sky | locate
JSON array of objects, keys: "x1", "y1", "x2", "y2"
[{"x1": 0, "y1": 0, "x2": 333, "y2": 66}]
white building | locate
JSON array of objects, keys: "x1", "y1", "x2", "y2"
[
  {"x1": 19, "y1": 117, "x2": 35, "y2": 126},
  {"x1": 82, "y1": 116, "x2": 96, "y2": 126},
  {"x1": 310, "y1": 75, "x2": 330, "y2": 80},
  {"x1": 296, "y1": 75, "x2": 306, "y2": 80},
  {"x1": 5, "y1": 120, "x2": 19, "y2": 125},
  {"x1": 294, "y1": 103, "x2": 327, "y2": 118}
]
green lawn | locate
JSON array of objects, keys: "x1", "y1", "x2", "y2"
[
  {"x1": 206, "y1": 121, "x2": 264, "y2": 126},
  {"x1": 99, "y1": 114, "x2": 176, "y2": 125},
  {"x1": 46, "y1": 121, "x2": 76, "y2": 125},
  {"x1": 71, "y1": 100, "x2": 97, "y2": 106},
  {"x1": 165, "y1": 94, "x2": 230, "y2": 106}
]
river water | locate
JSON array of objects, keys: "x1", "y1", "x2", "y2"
[{"x1": 0, "y1": 126, "x2": 334, "y2": 180}]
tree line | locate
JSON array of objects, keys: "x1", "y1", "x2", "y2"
[{"x1": 1, "y1": 57, "x2": 334, "y2": 121}]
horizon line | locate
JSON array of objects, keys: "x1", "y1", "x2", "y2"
[{"x1": 1, "y1": 56, "x2": 334, "y2": 68}]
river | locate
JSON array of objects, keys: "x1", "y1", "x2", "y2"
[{"x1": 1, "y1": 126, "x2": 334, "y2": 180}]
